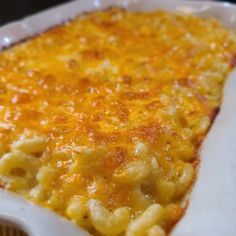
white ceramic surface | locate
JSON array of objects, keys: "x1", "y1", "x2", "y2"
[
  {"x1": 0, "y1": 190, "x2": 89, "y2": 236},
  {"x1": 0, "y1": 1, "x2": 235, "y2": 236}
]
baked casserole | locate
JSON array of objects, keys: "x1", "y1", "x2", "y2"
[{"x1": 0, "y1": 8, "x2": 236, "y2": 236}]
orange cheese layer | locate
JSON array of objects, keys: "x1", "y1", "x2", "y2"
[{"x1": 0, "y1": 8, "x2": 236, "y2": 234}]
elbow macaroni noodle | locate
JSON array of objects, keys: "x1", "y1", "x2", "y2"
[
  {"x1": 113, "y1": 161, "x2": 150, "y2": 184},
  {"x1": 66, "y1": 196, "x2": 89, "y2": 228},
  {"x1": 148, "y1": 225, "x2": 166, "y2": 236},
  {"x1": 11, "y1": 137, "x2": 47, "y2": 154},
  {"x1": 0, "y1": 8, "x2": 236, "y2": 236},
  {"x1": 88, "y1": 199, "x2": 130, "y2": 235},
  {"x1": 126, "y1": 204, "x2": 163, "y2": 236},
  {"x1": 0, "y1": 151, "x2": 39, "y2": 191}
]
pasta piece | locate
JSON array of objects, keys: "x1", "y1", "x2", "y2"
[
  {"x1": 29, "y1": 184, "x2": 49, "y2": 202},
  {"x1": 66, "y1": 196, "x2": 89, "y2": 227},
  {"x1": 29, "y1": 167, "x2": 55, "y2": 202},
  {"x1": 156, "y1": 180, "x2": 176, "y2": 204},
  {"x1": 163, "y1": 204, "x2": 184, "y2": 228},
  {"x1": 175, "y1": 163, "x2": 195, "y2": 198},
  {"x1": 72, "y1": 146, "x2": 94, "y2": 155},
  {"x1": 178, "y1": 143, "x2": 195, "y2": 162},
  {"x1": 148, "y1": 225, "x2": 166, "y2": 236},
  {"x1": 132, "y1": 186, "x2": 153, "y2": 211},
  {"x1": 88, "y1": 199, "x2": 130, "y2": 236},
  {"x1": 150, "y1": 157, "x2": 160, "y2": 177},
  {"x1": 0, "y1": 142, "x2": 5, "y2": 157},
  {"x1": 134, "y1": 142, "x2": 148, "y2": 156},
  {"x1": 126, "y1": 204, "x2": 163, "y2": 236},
  {"x1": 0, "y1": 151, "x2": 38, "y2": 189},
  {"x1": 48, "y1": 191, "x2": 66, "y2": 212},
  {"x1": 37, "y1": 166, "x2": 55, "y2": 185},
  {"x1": 113, "y1": 161, "x2": 150, "y2": 184},
  {"x1": 193, "y1": 116, "x2": 211, "y2": 135},
  {"x1": 11, "y1": 137, "x2": 47, "y2": 154},
  {"x1": 72, "y1": 146, "x2": 106, "y2": 166}
]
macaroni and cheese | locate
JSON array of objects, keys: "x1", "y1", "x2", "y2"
[{"x1": 0, "y1": 8, "x2": 236, "y2": 236}]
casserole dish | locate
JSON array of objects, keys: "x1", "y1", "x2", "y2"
[{"x1": 0, "y1": 0, "x2": 236, "y2": 236}]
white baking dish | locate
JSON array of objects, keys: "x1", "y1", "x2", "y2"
[{"x1": 0, "y1": 0, "x2": 236, "y2": 236}]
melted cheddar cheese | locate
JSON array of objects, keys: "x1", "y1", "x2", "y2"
[{"x1": 0, "y1": 8, "x2": 236, "y2": 236}]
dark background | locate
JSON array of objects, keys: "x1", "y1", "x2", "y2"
[
  {"x1": 0, "y1": 0, "x2": 71, "y2": 26},
  {"x1": 0, "y1": 0, "x2": 235, "y2": 26}
]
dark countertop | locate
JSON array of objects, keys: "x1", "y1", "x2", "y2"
[
  {"x1": 0, "y1": 0, "x2": 235, "y2": 26},
  {"x1": 0, "y1": 0, "x2": 71, "y2": 26}
]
